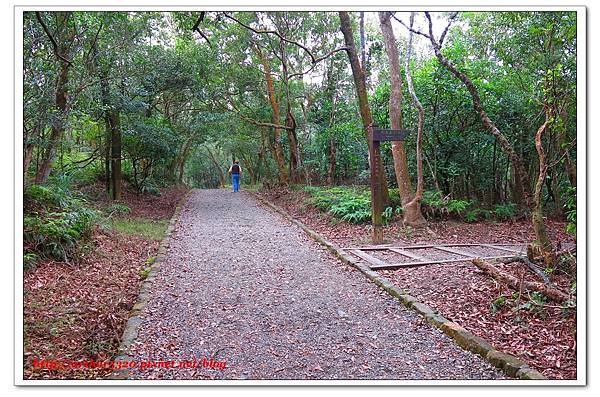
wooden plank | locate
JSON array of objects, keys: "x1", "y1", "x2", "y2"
[
  {"x1": 368, "y1": 255, "x2": 524, "y2": 270},
  {"x1": 433, "y1": 246, "x2": 476, "y2": 258},
  {"x1": 341, "y1": 243, "x2": 526, "y2": 251},
  {"x1": 388, "y1": 248, "x2": 430, "y2": 262},
  {"x1": 348, "y1": 249, "x2": 390, "y2": 268},
  {"x1": 482, "y1": 244, "x2": 525, "y2": 254}
]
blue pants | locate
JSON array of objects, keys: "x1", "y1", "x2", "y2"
[{"x1": 232, "y1": 174, "x2": 240, "y2": 192}]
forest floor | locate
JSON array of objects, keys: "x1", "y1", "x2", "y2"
[
  {"x1": 124, "y1": 189, "x2": 503, "y2": 380},
  {"x1": 23, "y1": 184, "x2": 188, "y2": 380},
  {"x1": 258, "y1": 186, "x2": 577, "y2": 380}
]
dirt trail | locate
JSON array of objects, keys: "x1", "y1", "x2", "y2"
[{"x1": 125, "y1": 189, "x2": 503, "y2": 380}]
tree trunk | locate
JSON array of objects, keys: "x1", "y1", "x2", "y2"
[
  {"x1": 326, "y1": 93, "x2": 337, "y2": 186},
  {"x1": 401, "y1": 13, "x2": 427, "y2": 226},
  {"x1": 23, "y1": 123, "x2": 40, "y2": 184},
  {"x1": 530, "y1": 119, "x2": 555, "y2": 265},
  {"x1": 285, "y1": 105, "x2": 301, "y2": 183},
  {"x1": 24, "y1": 144, "x2": 34, "y2": 181},
  {"x1": 324, "y1": 57, "x2": 339, "y2": 186},
  {"x1": 177, "y1": 139, "x2": 192, "y2": 185},
  {"x1": 35, "y1": 60, "x2": 69, "y2": 182},
  {"x1": 378, "y1": 13, "x2": 414, "y2": 203},
  {"x1": 472, "y1": 259, "x2": 571, "y2": 303},
  {"x1": 379, "y1": 12, "x2": 426, "y2": 226},
  {"x1": 105, "y1": 129, "x2": 111, "y2": 195},
  {"x1": 35, "y1": 12, "x2": 73, "y2": 184},
  {"x1": 110, "y1": 111, "x2": 122, "y2": 200},
  {"x1": 92, "y1": 31, "x2": 120, "y2": 198},
  {"x1": 206, "y1": 146, "x2": 225, "y2": 188},
  {"x1": 339, "y1": 12, "x2": 389, "y2": 205},
  {"x1": 359, "y1": 12, "x2": 367, "y2": 83},
  {"x1": 253, "y1": 44, "x2": 289, "y2": 184}
]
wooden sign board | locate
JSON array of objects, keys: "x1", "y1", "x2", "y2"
[{"x1": 372, "y1": 128, "x2": 409, "y2": 142}]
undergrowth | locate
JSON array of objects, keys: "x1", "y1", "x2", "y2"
[
  {"x1": 299, "y1": 185, "x2": 519, "y2": 225},
  {"x1": 24, "y1": 183, "x2": 98, "y2": 269}
]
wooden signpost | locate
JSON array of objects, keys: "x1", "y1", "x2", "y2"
[{"x1": 368, "y1": 125, "x2": 409, "y2": 244}]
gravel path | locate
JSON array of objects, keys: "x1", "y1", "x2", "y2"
[{"x1": 125, "y1": 189, "x2": 503, "y2": 380}]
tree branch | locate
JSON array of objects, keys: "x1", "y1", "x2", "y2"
[
  {"x1": 223, "y1": 11, "x2": 348, "y2": 69},
  {"x1": 439, "y1": 12, "x2": 459, "y2": 46},
  {"x1": 35, "y1": 11, "x2": 73, "y2": 66},
  {"x1": 192, "y1": 12, "x2": 212, "y2": 47},
  {"x1": 391, "y1": 13, "x2": 431, "y2": 40},
  {"x1": 215, "y1": 94, "x2": 294, "y2": 131}
]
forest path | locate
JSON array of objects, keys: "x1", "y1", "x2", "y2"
[{"x1": 124, "y1": 189, "x2": 503, "y2": 380}]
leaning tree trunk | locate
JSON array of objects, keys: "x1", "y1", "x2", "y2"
[
  {"x1": 36, "y1": 56, "x2": 70, "y2": 181},
  {"x1": 35, "y1": 12, "x2": 73, "y2": 184},
  {"x1": 529, "y1": 116, "x2": 556, "y2": 266},
  {"x1": 423, "y1": 12, "x2": 554, "y2": 264},
  {"x1": 402, "y1": 13, "x2": 427, "y2": 226},
  {"x1": 379, "y1": 12, "x2": 425, "y2": 226},
  {"x1": 428, "y1": 34, "x2": 532, "y2": 210},
  {"x1": 339, "y1": 11, "x2": 390, "y2": 206},
  {"x1": 253, "y1": 44, "x2": 289, "y2": 184}
]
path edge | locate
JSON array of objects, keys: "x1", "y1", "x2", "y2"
[
  {"x1": 249, "y1": 191, "x2": 546, "y2": 381},
  {"x1": 109, "y1": 188, "x2": 194, "y2": 380}
]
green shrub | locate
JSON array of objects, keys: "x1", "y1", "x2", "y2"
[
  {"x1": 564, "y1": 187, "x2": 576, "y2": 235},
  {"x1": 422, "y1": 190, "x2": 446, "y2": 208},
  {"x1": 24, "y1": 183, "x2": 97, "y2": 266},
  {"x1": 23, "y1": 252, "x2": 39, "y2": 270},
  {"x1": 387, "y1": 188, "x2": 403, "y2": 208},
  {"x1": 141, "y1": 179, "x2": 161, "y2": 196},
  {"x1": 24, "y1": 184, "x2": 71, "y2": 210},
  {"x1": 464, "y1": 210, "x2": 479, "y2": 223},
  {"x1": 328, "y1": 194, "x2": 372, "y2": 224},
  {"x1": 447, "y1": 199, "x2": 471, "y2": 214},
  {"x1": 494, "y1": 203, "x2": 517, "y2": 220},
  {"x1": 464, "y1": 208, "x2": 494, "y2": 223},
  {"x1": 305, "y1": 186, "x2": 379, "y2": 224}
]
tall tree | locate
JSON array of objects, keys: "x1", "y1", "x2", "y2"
[
  {"x1": 402, "y1": 13, "x2": 427, "y2": 226},
  {"x1": 378, "y1": 11, "x2": 425, "y2": 226},
  {"x1": 339, "y1": 11, "x2": 390, "y2": 207},
  {"x1": 252, "y1": 43, "x2": 289, "y2": 183},
  {"x1": 401, "y1": 12, "x2": 554, "y2": 263},
  {"x1": 34, "y1": 12, "x2": 75, "y2": 184}
]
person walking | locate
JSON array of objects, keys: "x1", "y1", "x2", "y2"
[{"x1": 228, "y1": 160, "x2": 242, "y2": 192}]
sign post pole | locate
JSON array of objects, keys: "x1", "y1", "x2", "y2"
[
  {"x1": 368, "y1": 124, "x2": 384, "y2": 244},
  {"x1": 368, "y1": 126, "x2": 409, "y2": 245}
]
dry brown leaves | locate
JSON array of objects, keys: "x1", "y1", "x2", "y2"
[{"x1": 22, "y1": 186, "x2": 188, "y2": 380}]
